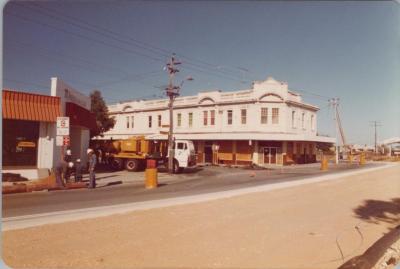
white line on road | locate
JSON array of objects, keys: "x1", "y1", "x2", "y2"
[{"x1": 3, "y1": 162, "x2": 398, "y2": 231}]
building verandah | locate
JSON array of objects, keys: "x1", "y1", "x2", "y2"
[{"x1": 193, "y1": 140, "x2": 318, "y2": 166}]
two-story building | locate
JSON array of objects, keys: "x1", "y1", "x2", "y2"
[{"x1": 99, "y1": 77, "x2": 335, "y2": 166}]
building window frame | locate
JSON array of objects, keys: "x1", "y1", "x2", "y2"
[
  {"x1": 131, "y1": 115, "x2": 134, "y2": 129},
  {"x1": 302, "y1": 112, "x2": 305, "y2": 129},
  {"x1": 148, "y1": 115, "x2": 152, "y2": 128},
  {"x1": 203, "y1": 111, "x2": 208, "y2": 126},
  {"x1": 126, "y1": 116, "x2": 130, "y2": 129},
  {"x1": 227, "y1": 110, "x2": 233, "y2": 125},
  {"x1": 158, "y1": 115, "x2": 162, "y2": 127},
  {"x1": 188, "y1": 112, "x2": 193, "y2": 128},
  {"x1": 241, "y1": 109, "x2": 247, "y2": 124},
  {"x1": 177, "y1": 113, "x2": 182, "y2": 127},
  {"x1": 272, "y1": 108, "x2": 279, "y2": 124},
  {"x1": 292, "y1": 111, "x2": 296, "y2": 129},
  {"x1": 210, "y1": 110, "x2": 215, "y2": 125},
  {"x1": 261, "y1": 107, "x2": 268, "y2": 124}
]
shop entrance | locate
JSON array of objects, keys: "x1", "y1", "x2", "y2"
[
  {"x1": 204, "y1": 141, "x2": 213, "y2": 163},
  {"x1": 263, "y1": 147, "x2": 277, "y2": 165}
]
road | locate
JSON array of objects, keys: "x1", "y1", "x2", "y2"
[
  {"x1": 2, "y1": 162, "x2": 399, "y2": 269},
  {"x1": 2, "y1": 162, "x2": 380, "y2": 218}
]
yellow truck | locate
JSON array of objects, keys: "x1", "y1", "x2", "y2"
[{"x1": 109, "y1": 136, "x2": 196, "y2": 173}]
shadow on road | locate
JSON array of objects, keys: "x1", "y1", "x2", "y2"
[
  {"x1": 353, "y1": 197, "x2": 400, "y2": 227},
  {"x1": 97, "y1": 181, "x2": 123, "y2": 188}
]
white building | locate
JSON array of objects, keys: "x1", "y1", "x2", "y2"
[{"x1": 100, "y1": 77, "x2": 335, "y2": 165}]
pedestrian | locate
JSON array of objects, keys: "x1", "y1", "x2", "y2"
[
  {"x1": 74, "y1": 159, "x2": 83, "y2": 182},
  {"x1": 87, "y1": 148, "x2": 97, "y2": 189},
  {"x1": 55, "y1": 160, "x2": 68, "y2": 189},
  {"x1": 64, "y1": 149, "x2": 73, "y2": 183}
]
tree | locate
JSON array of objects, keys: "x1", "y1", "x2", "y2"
[{"x1": 90, "y1": 90, "x2": 115, "y2": 138}]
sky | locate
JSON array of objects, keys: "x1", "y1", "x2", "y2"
[{"x1": 2, "y1": 0, "x2": 399, "y2": 145}]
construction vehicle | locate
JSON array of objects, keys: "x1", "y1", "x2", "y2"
[{"x1": 109, "y1": 136, "x2": 196, "y2": 173}]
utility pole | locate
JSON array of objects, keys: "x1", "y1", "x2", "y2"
[
  {"x1": 329, "y1": 97, "x2": 340, "y2": 164},
  {"x1": 370, "y1": 121, "x2": 382, "y2": 154},
  {"x1": 165, "y1": 54, "x2": 181, "y2": 173}
]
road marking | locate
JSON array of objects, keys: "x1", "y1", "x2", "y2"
[{"x1": 3, "y1": 162, "x2": 398, "y2": 231}]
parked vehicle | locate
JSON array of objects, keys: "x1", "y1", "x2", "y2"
[{"x1": 109, "y1": 136, "x2": 196, "y2": 173}]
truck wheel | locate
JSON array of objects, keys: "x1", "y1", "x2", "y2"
[
  {"x1": 111, "y1": 158, "x2": 123, "y2": 171},
  {"x1": 125, "y1": 159, "x2": 140, "y2": 172}
]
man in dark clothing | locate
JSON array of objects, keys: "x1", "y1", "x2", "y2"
[
  {"x1": 74, "y1": 159, "x2": 83, "y2": 182},
  {"x1": 64, "y1": 149, "x2": 73, "y2": 183},
  {"x1": 87, "y1": 149, "x2": 97, "y2": 188},
  {"x1": 55, "y1": 160, "x2": 68, "y2": 189}
]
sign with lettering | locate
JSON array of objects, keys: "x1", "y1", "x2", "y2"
[{"x1": 57, "y1": 117, "x2": 70, "y2": 136}]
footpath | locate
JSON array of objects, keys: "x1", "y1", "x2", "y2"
[{"x1": 2, "y1": 163, "x2": 400, "y2": 269}]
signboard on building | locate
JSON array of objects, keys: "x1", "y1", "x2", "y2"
[{"x1": 57, "y1": 117, "x2": 70, "y2": 136}]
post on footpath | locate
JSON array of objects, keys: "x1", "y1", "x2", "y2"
[
  {"x1": 348, "y1": 153, "x2": 353, "y2": 164},
  {"x1": 145, "y1": 159, "x2": 158, "y2": 189},
  {"x1": 359, "y1": 152, "x2": 366, "y2": 166},
  {"x1": 320, "y1": 154, "x2": 328, "y2": 171}
]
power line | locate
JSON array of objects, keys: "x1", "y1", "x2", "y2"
[
  {"x1": 10, "y1": 2, "x2": 248, "y2": 83},
  {"x1": 28, "y1": 2, "x2": 246, "y2": 78}
]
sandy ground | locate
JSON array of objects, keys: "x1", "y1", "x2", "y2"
[{"x1": 2, "y1": 164, "x2": 400, "y2": 269}]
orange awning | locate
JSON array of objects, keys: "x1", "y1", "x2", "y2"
[{"x1": 2, "y1": 89, "x2": 61, "y2": 122}]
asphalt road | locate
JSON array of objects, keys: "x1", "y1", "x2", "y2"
[{"x1": 2, "y1": 162, "x2": 380, "y2": 218}]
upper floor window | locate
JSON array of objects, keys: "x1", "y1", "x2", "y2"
[
  {"x1": 177, "y1": 113, "x2": 182, "y2": 127},
  {"x1": 311, "y1": 114, "x2": 315, "y2": 131},
  {"x1": 131, "y1": 116, "x2": 134, "y2": 129},
  {"x1": 210, "y1": 110, "x2": 215, "y2": 125},
  {"x1": 203, "y1": 111, "x2": 208, "y2": 126},
  {"x1": 188, "y1": 112, "x2": 193, "y2": 127},
  {"x1": 302, "y1": 113, "x2": 305, "y2": 129},
  {"x1": 126, "y1": 116, "x2": 130, "y2": 129},
  {"x1": 261, "y1": 108, "x2": 268, "y2": 124},
  {"x1": 148, "y1": 115, "x2": 152, "y2": 128},
  {"x1": 158, "y1": 115, "x2": 162, "y2": 127},
  {"x1": 241, "y1": 109, "x2": 247, "y2": 124},
  {"x1": 272, "y1": 108, "x2": 279, "y2": 124},
  {"x1": 227, "y1": 110, "x2": 233, "y2": 125},
  {"x1": 292, "y1": 111, "x2": 296, "y2": 128}
]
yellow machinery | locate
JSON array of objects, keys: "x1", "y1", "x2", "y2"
[{"x1": 110, "y1": 136, "x2": 168, "y2": 171}]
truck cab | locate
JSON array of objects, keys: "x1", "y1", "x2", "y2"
[{"x1": 172, "y1": 140, "x2": 196, "y2": 172}]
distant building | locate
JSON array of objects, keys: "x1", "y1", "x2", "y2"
[
  {"x1": 2, "y1": 78, "x2": 96, "y2": 179},
  {"x1": 99, "y1": 77, "x2": 335, "y2": 166}
]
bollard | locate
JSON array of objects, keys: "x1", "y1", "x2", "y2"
[
  {"x1": 348, "y1": 154, "x2": 353, "y2": 164},
  {"x1": 145, "y1": 159, "x2": 158, "y2": 189},
  {"x1": 359, "y1": 152, "x2": 366, "y2": 166},
  {"x1": 320, "y1": 155, "x2": 328, "y2": 171}
]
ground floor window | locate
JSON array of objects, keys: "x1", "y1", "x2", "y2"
[{"x1": 2, "y1": 119, "x2": 39, "y2": 167}]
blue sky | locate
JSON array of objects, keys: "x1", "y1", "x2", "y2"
[{"x1": 2, "y1": 1, "x2": 399, "y2": 145}]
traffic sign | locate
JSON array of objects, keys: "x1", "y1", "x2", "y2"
[
  {"x1": 57, "y1": 117, "x2": 70, "y2": 136},
  {"x1": 63, "y1": 136, "x2": 70, "y2": 146},
  {"x1": 56, "y1": 136, "x2": 63, "y2": 146}
]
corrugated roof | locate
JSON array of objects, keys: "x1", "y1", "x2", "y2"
[{"x1": 2, "y1": 89, "x2": 61, "y2": 122}]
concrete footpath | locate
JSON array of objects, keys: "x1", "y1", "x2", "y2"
[{"x1": 2, "y1": 163, "x2": 400, "y2": 268}]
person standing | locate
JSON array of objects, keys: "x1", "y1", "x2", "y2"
[
  {"x1": 74, "y1": 159, "x2": 83, "y2": 182},
  {"x1": 64, "y1": 149, "x2": 73, "y2": 183},
  {"x1": 55, "y1": 160, "x2": 67, "y2": 189},
  {"x1": 87, "y1": 148, "x2": 97, "y2": 189}
]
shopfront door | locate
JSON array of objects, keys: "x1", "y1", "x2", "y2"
[{"x1": 263, "y1": 147, "x2": 277, "y2": 165}]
